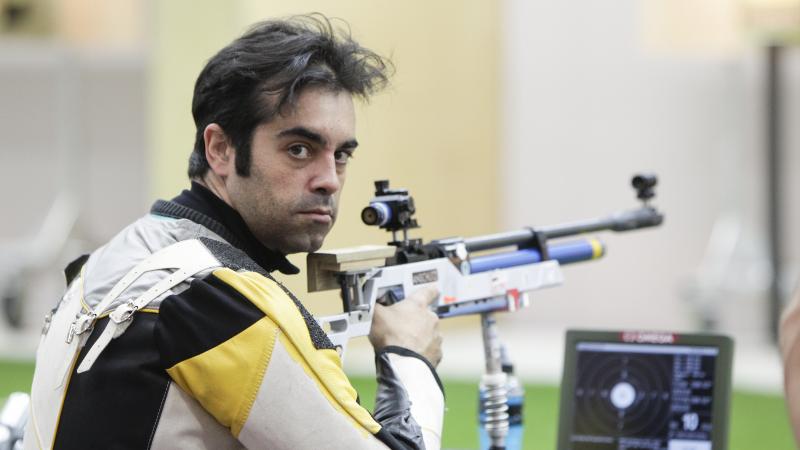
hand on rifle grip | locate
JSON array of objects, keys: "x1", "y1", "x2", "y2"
[{"x1": 369, "y1": 285, "x2": 443, "y2": 367}]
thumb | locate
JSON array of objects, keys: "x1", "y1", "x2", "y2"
[{"x1": 411, "y1": 285, "x2": 440, "y2": 307}]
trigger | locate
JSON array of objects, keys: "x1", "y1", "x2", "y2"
[{"x1": 376, "y1": 284, "x2": 405, "y2": 306}]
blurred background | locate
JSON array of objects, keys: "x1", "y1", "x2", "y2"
[{"x1": 0, "y1": 0, "x2": 799, "y2": 448}]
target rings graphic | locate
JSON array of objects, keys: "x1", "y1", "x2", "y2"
[{"x1": 573, "y1": 353, "x2": 672, "y2": 437}]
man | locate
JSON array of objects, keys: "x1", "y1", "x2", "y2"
[
  {"x1": 25, "y1": 15, "x2": 444, "y2": 450},
  {"x1": 780, "y1": 281, "x2": 800, "y2": 446}
]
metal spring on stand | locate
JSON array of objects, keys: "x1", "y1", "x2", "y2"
[{"x1": 482, "y1": 381, "x2": 510, "y2": 434}]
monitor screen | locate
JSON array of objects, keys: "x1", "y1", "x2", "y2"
[{"x1": 558, "y1": 331, "x2": 733, "y2": 450}]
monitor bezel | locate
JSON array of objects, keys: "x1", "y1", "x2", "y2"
[{"x1": 556, "y1": 329, "x2": 734, "y2": 450}]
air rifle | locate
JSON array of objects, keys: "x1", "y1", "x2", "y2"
[
  {"x1": 308, "y1": 174, "x2": 663, "y2": 355},
  {"x1": 310, "y1": 174, "x2": 662, "y2": 449}
]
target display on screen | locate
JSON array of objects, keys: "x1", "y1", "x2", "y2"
[{"x1": 557, "y1": 331, "x2": 733, "y2": 450}]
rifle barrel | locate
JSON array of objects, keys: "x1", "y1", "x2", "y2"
[{"x1": 463, "y1": 207, "x2": 663, "y2": 252}]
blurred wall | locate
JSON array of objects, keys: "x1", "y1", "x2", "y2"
[
  {"x1": 1, "y1": 0, "x2": 797, "y2": 374},
  {"x1": 500, "y1": 0, "x2": 800, "y2": 350},
  {"x1": 149, "y1": 1, "x2": 501, "y2": 317},
  {"x1": 0, "y1": 0, "x2": 147, "y2": 352}
]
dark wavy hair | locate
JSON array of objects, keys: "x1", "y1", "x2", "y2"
[{"x1": 187, "y1": 14, "x2": 392, "y2": 178}]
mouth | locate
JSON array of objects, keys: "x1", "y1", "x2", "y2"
[{"x1": 298, "y1": 209, "x2": 333, "y2": 224}]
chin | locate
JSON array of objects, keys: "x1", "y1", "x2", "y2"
[
  {"x1": 280, "y1": 235, "x2": 326, "y2": 255},
  {"x1": 306, "y1": 242, "x2": 324, "y2": 253},
  {"x1": 306, "y1": 234, "x2": 326, "y2": 253}
]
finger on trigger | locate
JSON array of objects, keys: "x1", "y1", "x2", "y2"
[{"x1": 417, "y1": 285, "x2": 440, "y2": 306}]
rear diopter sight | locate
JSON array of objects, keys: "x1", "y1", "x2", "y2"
[{"x1": 361, "y1": 180, "x2": 419, "y2": 244}]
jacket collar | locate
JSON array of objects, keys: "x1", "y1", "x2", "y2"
[{"x1": 150, "y1": 182, "x2": 299, "y2": 275}]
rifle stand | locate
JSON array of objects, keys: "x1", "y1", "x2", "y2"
[{"x1": 480, "y1": 312, "x2": 509, "y2": 449}]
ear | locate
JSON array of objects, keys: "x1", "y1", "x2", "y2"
[{"x1": 203, "y1": 123, "x2": 235, "y2": 178}]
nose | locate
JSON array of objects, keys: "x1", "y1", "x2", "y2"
[{"x1": 309, "y1": 153, "x2": 342, "y2": 196}]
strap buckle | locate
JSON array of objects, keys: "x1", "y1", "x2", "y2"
[
  {"x1": 66, "y1": 312, "x2": 96, "y2": 344},
  {"x1": 109, "y1": 301, "x2": 137, "y2": 324}
]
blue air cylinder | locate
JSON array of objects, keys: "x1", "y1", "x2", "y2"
[{"x1": 467, "y1": 238, "x2": 604, "y2": 274}]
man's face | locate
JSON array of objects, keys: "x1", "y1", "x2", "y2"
[{"x1": 226, "y1": 87, "x2": 357, "y2": 254}]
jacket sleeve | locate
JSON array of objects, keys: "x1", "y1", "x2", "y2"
[
  {"x1": 373, "y1": 346, "x2": 445, "y2": 450},
  {"x1": 154, "y1": 267, "x2": 442, "y2": 450}
]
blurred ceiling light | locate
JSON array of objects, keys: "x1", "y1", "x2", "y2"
[
  {"x1": 641, "y1": 0, "x2": 800, "y2": 58},
  {"x1": 741, "y1": 0, "x2": 800, "y2": 42},
  {"x1": 0, "y1": 0, "x2": 143, "y2": 48},
  {"x1": 54, "y1": 0, "x2": 143, "y2": 48},
  {"x1": 641, "y1": 0, "x2": 744, "y2": 57}
]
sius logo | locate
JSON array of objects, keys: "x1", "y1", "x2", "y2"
[
  {"x1": 412, "y1": 269, "x2": 438, "y2": 285},
  {"x1": 620, "y1": 331, "x2": 676, "y2": 344}
]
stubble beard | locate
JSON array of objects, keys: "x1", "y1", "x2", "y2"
[{"x1": 241, "y1": 194, "x2": 338, "y2": 255}]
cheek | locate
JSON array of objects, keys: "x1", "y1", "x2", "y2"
[{"x1": 333, "y1": 171, "x2": 346, "y2": 196}]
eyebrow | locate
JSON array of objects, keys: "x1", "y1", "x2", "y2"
[{"x1": 276, "y1": 126, "x2": 359, "y2": 151}]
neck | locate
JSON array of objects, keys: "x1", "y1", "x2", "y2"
[{"x1": 194, "y1": 173, "x2": 233, "y2": 207}]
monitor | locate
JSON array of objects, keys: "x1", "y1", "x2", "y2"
[{"x1": 557, "y1": 330, "x2": 733, "y2": 450}]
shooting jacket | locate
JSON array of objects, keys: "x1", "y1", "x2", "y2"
[{"x1": 24, "y1": 183, "x2": 444, "y2": 450}]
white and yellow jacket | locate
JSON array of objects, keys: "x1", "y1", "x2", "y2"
[{"x1": 24, "y1": 185, "x2": 444, "y2": 449}]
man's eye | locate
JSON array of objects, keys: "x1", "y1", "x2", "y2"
[
  {"x1": 288, "y1": 144, "x2": 311, "y2": 159},
  {"x1": 334, "y1": 150, "x2": 353, "y2": 165}
]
